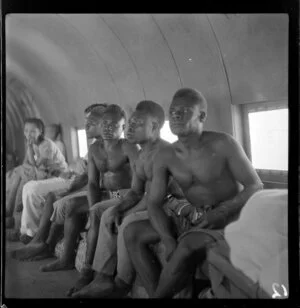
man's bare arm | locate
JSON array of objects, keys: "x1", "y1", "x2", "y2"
[
  {"x1": 118, "y1": 172, "x2": 145, "y2": 213},
  {"x1": 87, "y1": 147, "x2": 102, "y2": 207},
  {"x1": 204, "y1": 135, "x2": 263, "y2": 228},
  {"x1": 114, "y1": 141, "x2": 143, "y2": 213},
  {"x1": 147, "y1": 151, "x2": 175, "y2": 241},
  {"x1": 68, "y1": 172, "x2": 88, "y2": 193}
]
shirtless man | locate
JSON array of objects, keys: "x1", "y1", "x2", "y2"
[
  {"x1": 37, "y1": 104, "x2": 139, "y2": 272},
  {"x1": 11, "y1": 103, "x2": 107, "y2": 259},
  {"x1": 71, "y1": 100, "x2": 184, "y2": 298},
  {"x1": 124, "y1": 88, "x2": 264, "y2": 298}
]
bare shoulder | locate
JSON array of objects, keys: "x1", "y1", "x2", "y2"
[
  {"x1": 154, "y1": 141, "x2": 174, "y2": 164},
  {"x1": 121, "y1": 139, "x2": 140, "y2": 157},
  {"x1": 89, "y1": 140, "x2": 103, "y2": 155},
  {"x1": 204, "y1": 131, "x2": 240, "y2": 150}
]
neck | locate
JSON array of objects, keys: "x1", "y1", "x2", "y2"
[
  {"x1": 103, "y1": 138, "x2": 120, "y2": 150},
  {"x1": 139, "y1": 137, "x2": 160, "y2": 152},
  {"x1": 178, "y1": 130, "x2": 203, "y2": 150}
]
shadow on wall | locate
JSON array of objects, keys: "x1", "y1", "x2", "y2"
[{"x1": 6, "y1": 75, "x2": 41, "y2": 163}]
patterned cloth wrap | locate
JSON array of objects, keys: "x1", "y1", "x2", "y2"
[{"x1": 54, "y1": 190, "x2": 123, "y2": 272}]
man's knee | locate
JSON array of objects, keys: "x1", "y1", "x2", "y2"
[
  {"x1": 123, "y1": 222, "x2": 142, "y2": 247},
  {"x1": 177, "y1": 233, "x2": 214, "y2": 258},
  {"x1": 23, "y1": 181, "x2": 38, "y2": 195}
]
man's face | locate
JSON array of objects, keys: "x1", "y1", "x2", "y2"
[
  {"x1": 101, "y1": 113, "x2": 125, "y2": 140},
  {"x1": 169, "y1": 99, "x2": 203, "y2": 136},
  {"x1": 126, "y1": 111, "x2": 153, "y2": 144},
  {"x1": 85, "y1": 116, "x2": 102, "y2": 139}
]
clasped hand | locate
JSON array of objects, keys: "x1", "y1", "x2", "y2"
[{"x1": 106, "y1": 206, "x2": 123, "y2": 234}]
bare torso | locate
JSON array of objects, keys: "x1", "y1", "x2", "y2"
[
  {"x1": 135, "y1": 139, "x2": 171, "y2": 195},
  {"x1": 91, "y1": 139, "x2": 136, "y2": 191},
  {"x1": 164, "y1": 131, "x2": 240, "y2": 208}
]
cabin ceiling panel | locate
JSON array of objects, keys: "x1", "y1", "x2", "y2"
[
  {"x1": 59, "y1": 14, "x2": 146, "y2": 114},
  {"x1": 209, "y1": 14, "x2": 288, "y2": 104},
  {"x1": 152, "y1": 14, "x2": 233, "y2": 133},
  {"x1": 6, "y1": 13, "x2": 288, "y2": 134},
  {"x1": 97, "y1": 14, "x2": 185, "y2": 113},
  {"x1": 6, "y1": 14, "x2": 122, "y2": 126}
]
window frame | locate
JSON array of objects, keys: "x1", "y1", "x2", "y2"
[{"x1": 242, "y1": 100, "x2": 288, "y2": 184}]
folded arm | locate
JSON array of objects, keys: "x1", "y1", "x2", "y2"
[
  {"x1": 147, "y1": 152, "x2": 175, "y2": 241},
  {"x1": 202, "y1": 135, "x2": 264, "y2": 229}
]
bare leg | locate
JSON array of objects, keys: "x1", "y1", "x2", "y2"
[
  {"x1": 67, "y1": 211, "x2": 100, "y2": 296},
  {"x1": 153, "y1": 233, "x2": 215, "y2": 298},
  {"x1": 124, "y1": 220, "x2": 161, "y2": 297},
  {"x1": 85, "y1": 210, "x2": 101, "y2": 266},
  {"x1": 32, "y1": 192, "x2": 56, "y2": 243},
  {"x1": 40, "y1": 213, "x2": 85, "y2": 272},
  {"x1": 17, "y1": 222, "x2": 63, "y2": 262},
  {"x1": 11, "y1": 192, "x2": 57, "y2": 260}
]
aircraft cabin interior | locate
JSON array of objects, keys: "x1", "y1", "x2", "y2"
[{"x1": 4, "y1": 13, "x2": 294, "y2": 300}]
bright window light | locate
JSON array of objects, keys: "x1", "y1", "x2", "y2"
[
  {"x1": 161, "y1": 121, "x2": 178, "y2": 143},
  {"x1": 248, "y1": 108, "x2": 288, "y2": 171},
  {"x1": 77, "y1": 129, "x2": 88, "y2": 158}
]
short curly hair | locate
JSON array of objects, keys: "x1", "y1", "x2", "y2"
[{"x1": 135, "y1": 100, "x2": 165, "y2": 129}]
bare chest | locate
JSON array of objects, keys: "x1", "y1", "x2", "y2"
[
  {"x1": 135, "y1": 152, "x2": 155, "y2": 181},
  {"x1": 93, "y1": 147, "x2": 129, "y2": 173},
  {"x1": 169, "y1": 150, "x2": 226, "y2": 189}
]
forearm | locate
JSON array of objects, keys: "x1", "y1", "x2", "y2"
[
  {"x1": 148, "y1": 202, "x2": 175, "y2": 241},
  {"x1": 118, "y1": 190, "x2": 143, "y2": 213},
  {"x1": 68, "y1": 173, "x2": 88, "y2": 193},
  {"x1": 208, "y1": 184, "x2": 264, "y2": 228},
  {"x1": 88, "y1": 183, "x2": 103, "y2": 207},
  {"x1": 26, "y1": 146, "x2": 36, "y2": 165}
]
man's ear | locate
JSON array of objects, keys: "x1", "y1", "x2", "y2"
[
  {"x1": 152, "y1": 121, "x2": 159, "y2": 132},
  {"x1": 199, "y1": 111, "x2": 206, "y2": 122}
]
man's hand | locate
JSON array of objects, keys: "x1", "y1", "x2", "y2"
[
  {"x1": 195, "y1": 206, "x2": 228, "y2": 229},
  {"x1": 105, "y1": 206, "x2": 123, "y2": 233},
  {"x1": 60, "y1": 171, "x2": 75, "y2": 179},
  {"x1": 27, "y1": 137, "x2": 34, "y2": 146},
  {"x1": 114, "y1": 209, "x2": 123, "y2": 228},
  {"x1": 162, "y1": 236, "x2": 177, "y2": 262}
]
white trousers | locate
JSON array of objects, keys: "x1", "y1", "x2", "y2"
[{"x1": 20, "y1": 177, "x2": 73, "y2": 237}]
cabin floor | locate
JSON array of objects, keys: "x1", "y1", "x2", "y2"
[{"x1": 5, "y1": 241, "x2": 78, "y2": 298}]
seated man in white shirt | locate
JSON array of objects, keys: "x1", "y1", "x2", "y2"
[{"x1": 10, "y1": 104, "x2": 107, "y2": 248}]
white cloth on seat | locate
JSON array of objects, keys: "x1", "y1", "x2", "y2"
[{"x1": 224, "y1": 189, "x2": 288, "y2": 296}]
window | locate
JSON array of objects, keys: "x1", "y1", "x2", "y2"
[
  {"x1": 243, "y1": 101, "x2": 288, "y2": 175},
  {"x1": 77, "y1": 129, "x2": 88, "y2": 158},
  {"x1": 248, "y1": 109, "x2": 288, "y2": 171},
  {"x1": 160, "y1": 121, "x2": 178, "y2": 143}
]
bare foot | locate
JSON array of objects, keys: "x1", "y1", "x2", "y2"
[
  {"x1": 27, "y1": 249, "x2": 54, "y2": 262},
  {"x1": 11, "y1": 242, "x2": 47, "y2": 261},
  {"x1": 39, "y1": 259, "x2": 75, "y2": 272},
  {"x1": 71, "y1": 274, "x2": 114, "y2": 298},
  {"x1": 67, "y1": 267, "x2": 94, "y2": 297}
]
